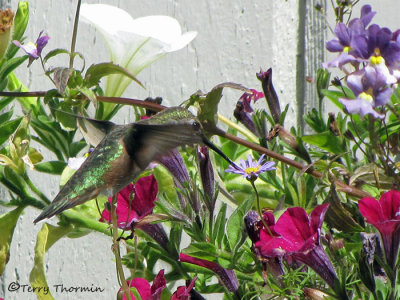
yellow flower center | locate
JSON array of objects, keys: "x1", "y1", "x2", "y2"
[
  {"x1": 359, "y1": 91, "x2": 373, "y2": 103},
  {"x1": 370, "y1": 55, "x2": 384, "y2": 65},
  {"x1": 245, "y1": 166, "x2": 260, "y2": 175},
  {"x1": 343, "y1": 46, "x2": 351, "y2": 53}
]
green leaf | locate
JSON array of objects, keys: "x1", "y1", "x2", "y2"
[
  {"x1": 34, "y1": 161, "x2": 66, "y2": 174},
  {"x1": 227, "y1": 199, "x2": 252, "y2": 252},
  {"x1": 84, "y1": 62, "x2": 143, "y2": 88},
  {"x1": 212, "y1": 203, "x2": 227, "y2": 248},
  {"x1": 30, "y1": 223, "x2": 72, "y2": 300},
  {"x1": 184, "y1": 242, "x2": 218, "y2": 261},
  {"x1": 42, "y1": 48, "x2": 70, "y2": 66},
  {"x1": 0, "y1": 56, "x2": 28, "y2": 81},
  {"x1": 54, "y1": 102, "x2": 77, "y2": 131},
  {"x1": 7, "y1": 73, "x2": 37, "y2": 110},
  {"x1": 0, "y1": 206, "x2": 24, "y2": 275},
  {"x1": 0, "y1": 108, "x2": 13, "y2": 124},
  {"x1": 5, "y1": 1, "x2": 29, "y2": 60},
  {"x1": 316, "y1": 68, "x2": 330, "y2": 104},
  {"x1": 194, "y1": 83, "x2": 250, "y2": 134},
  {"x1": 0, "y1": 117, "x2": 22, "y2": 147},
  {"x1": 302, "y1": 131, "x2": 345, "y2": 155},
  {"x1": 77, "y1": 86, "x2": 97, "y2": 104}
]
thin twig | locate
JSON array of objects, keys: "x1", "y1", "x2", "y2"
[{"x1": 69, "y1": 0, "x2": 82, "y2": 69}]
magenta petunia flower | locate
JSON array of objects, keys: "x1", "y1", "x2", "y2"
[
  {"x1": 359, "y1": 190, "x2": 400, "y2": 269},
  {"x1": 238, "y1": 89, "x2": 264, "y2": 113},
  {"x1": 179, "y1": 253, "x2": 239, "y2": 292},
  {"x1": 254, "y1": 204, "x2": 338, "y2": 289},
  {"x1": 13, "y1": 30, "x2": 50, "y2": 66},
  {"x1": 100, "y1": 175, "x2": 158, "y2": 229},
  {"x1": 225, "y1": 154, "x2": 275, "y2": 181},
  {"x1": 121, "y1": 269, "x2": 166, "y2": 300},
  {"x1": 171, "y1": 277, "x2": 197, "y2": 300}
]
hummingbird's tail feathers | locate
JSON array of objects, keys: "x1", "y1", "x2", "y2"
[
  {"x1": 33, "y1": 199, "x2": 76, "y2": 224},
  {"x1": 48, "y1": 106, "x2": 116, "y2": 147},
  {"x1": 33, "y1": 188, "x2": 100, "y2": 224}
]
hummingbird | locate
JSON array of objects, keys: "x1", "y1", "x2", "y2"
[{"x1": 34, "y1": 107, "x2": 235, "y2": 223}]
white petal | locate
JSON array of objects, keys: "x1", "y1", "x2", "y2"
[
  {"x1": 80, "y1": 4, "x2": 135, "y2": 35},
  {"x1": 80, "y1": 3, "x2": 196, "y2": 97}
]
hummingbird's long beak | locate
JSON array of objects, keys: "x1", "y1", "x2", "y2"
[{"x1": 201, "y1": 136, "x2": 240, "y2": 169}]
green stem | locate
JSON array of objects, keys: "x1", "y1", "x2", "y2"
[
  {"x1": 23, "y1": 174, "x2": 51, "y2": 204},
  {"x1": 111, "y1": 193, "x2": 132, "y2": 300},
  {"x1": 218, "y1": 114, "x2": 258, "y2": 143},
  {"x1": 250, "y1": 179, "x2": 273, "y2": 236},
  {"x1": 69, "y1": 0, "x2": 82, "y2": 69}
]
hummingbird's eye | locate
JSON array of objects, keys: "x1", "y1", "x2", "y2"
[{"x1": 192, "y1": 121, "x2": 201, "y2": 131}]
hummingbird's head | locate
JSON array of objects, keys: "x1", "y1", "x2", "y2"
[{"x1": 140, "y1": 107, "x2": 238, "y2": 167}]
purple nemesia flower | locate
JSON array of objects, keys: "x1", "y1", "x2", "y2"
[
  {"x1": 13, "y1": 30, "x2": 50, "y2": 66},
  {"x1": 225, "y1": 154, "x2": 276, "y2": 181},
  {"x1": 359, "y1": 190, "x2": 400, "y2": 269},
  {"x1": 323, "y1": 5, "x2": 375, "y2": 68},
  {"x1": 339, "y1": 63, "x2": 396, "y2": 118}
]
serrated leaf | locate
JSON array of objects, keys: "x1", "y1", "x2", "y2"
[
  {"x1": 0, "y1": 117, "x2": 22, "y2": 146},
  {"x1": 29, "y1": 224, "x2": 72, "y2": 300},
  {"x1": 302, "y1": 131, "x2": 345, "y2": 155},
  {"x1": 34, "y1": 161, "x2": 66, "y2": 175},
  {"x1": 84, "y1": 62, "x2": 143, "y2": 88},
  {"x1": 5, "y1": 1, "x2": 29, "y2": 60},
  {"x1": 227, "y1": 199, "x2": 252, "y2": 252},
  {"x1": 0, "y1": 207, "x2": 24, "y2": 275}
]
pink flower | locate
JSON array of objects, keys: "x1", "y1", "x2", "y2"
[
  {"x1": 254, "y1": 204, "x2": 338, "y2": 289},
  {"x1": 121, "y1": 269, "x2": 166, "y2": 300},
  {"x1": 171, "y1": 277, "x2": 197, "y2": 300},
  {"x1": 100, "y1": 175, "x2": 158, "y2": 229},
  {"x1": 359, "y1": 190, "x2": 400, "y2": 268}
]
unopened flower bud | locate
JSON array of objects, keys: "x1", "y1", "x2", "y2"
[
  {"x1": 197, "y1": 145, "x2": 215, "y2": 209},
  {"x1": 0, "y1": 9, "x2": 14, "y2": 60},
  {"x1": 256, "y1": 68, "x2": 281, "y2": 124},
  {"x1": 268, "y1": 124, "x2": 299, "y2": 150},
  {"x1": 303, "y1": 287, "x2": 329, "y2": 299}
]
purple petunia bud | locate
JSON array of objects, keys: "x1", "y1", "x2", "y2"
[
  {"x1": 197, "y1": 146, "x2": 215, "y2": 211},
  {"x1": 257, "y1": 68, "x2": 281, "y2": 124}
]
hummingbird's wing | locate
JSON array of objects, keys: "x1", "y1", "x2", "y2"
[{"x1": 124, "y1": 122, "x2": 203, "y2": 169}]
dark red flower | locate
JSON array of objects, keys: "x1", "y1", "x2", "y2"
[
  {"x1": 100, "y1": 175, "x2": 158, "y2": 229},
  {"x1": 254, "y1": 204, "x2": 338, "y2": 289},
  {"x1": 359, "y1": 190, "x2": 400, "y2": 268}
]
